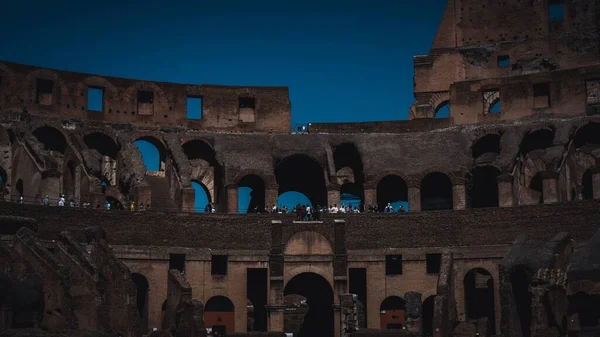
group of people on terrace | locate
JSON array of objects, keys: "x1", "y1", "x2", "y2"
[
  {"x1": 14, "y1": 193, "x2": 151, "y2": 212},
  {"x1": 265, "y1": 202, "x2": 406, "y2": 220}
]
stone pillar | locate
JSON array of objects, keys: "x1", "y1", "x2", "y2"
[
  {"x1": 265, "y1": 184, "x2": 278, "y2": 210},
  {"x1": 497, "y1": 174, "x2": 514, "y2": 207},
  {"x1": 405, "y1": 292, "x2": 423, "y2": 336},
  {"x1": 268, "y1": 220, "x2": 285, "y2": 332},
  {"x1": 226, "y1": 185, "x2": 238, "y2": 214},
  {"x1": 408, "y1": 186, "x2": 421, "y2": 212},
  {"x1": 74, "y1": 165, "x2": 81, "y2": 204},
  {"x1": 452, "y1": 184, "x2": 466, "y2": 210},
  {"x1": 328, "y1": 184, "x2": 341, "y2": 208},
  {"x1": 364, "y1": 188, "x2": 376, "y2": 210},
  {"x1": 180, "y1": 187, "x2": 195, "y2": 212},
  {"x1": 541, "y1": 172, "x2": 558, "y2": 204},
  {"x1": 340, "y1": 294, "x2": 359, "y2": 337},
  {"x1": 591, "y1": 167, "x2": 600, "y2": 199},
  {"x1": 135, "y1": 184, "x2": 152, "y2": 207}
]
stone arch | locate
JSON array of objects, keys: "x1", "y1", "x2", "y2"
[
  {"x1": 572, "y1": 122, "x2": 600, "y2": 150},
  {"x1": 237, "y1": 174, "x2": 266, "y2": 213},
  {"x1": 421, "y1": 172, "x2": 453, "y2": 211},
  {"x1": 191, "y1": 179, "x2": 211, "y2": 212},
  {"x1": 204, "y1": 295, "x2": 235, "y2": 335},
  {"x1": 22, "y1": 68, "x2": 72, "y2": 107},
  {"x1": 434, "y1": 101, "x2": 450, "y2": 119},
  {"x1": 472, "y1": 133, "x2": 502, "y2": 161},
  {"x1": 519, "y1": 127, "x2": 555, "y2": 157},
  {"x1": 33, "y1": 125, "x2": 69, "y2": 154},
  {"x1": 508, "y1": 265, "x2": 534, "y2": 337},
  {"x1": 379, "y1": 296, "x2": 406, "y2": 329},
  {"x1": 376, "y1": 174, "x2": 408, "y2": 211},
  {"x1": 284, "y1": 272, "x2": 334, "y2": 337},
  {"x1": 131, "y1": 273, "x2": 150, "y2": 334},
  {"x1": 333, "y1": 143, "x2": 364, "y2": 204},
  {"x1": 83, "y1": 132, "x2": 120, "y2": 159},
  {"x1": 464, "y1": 268, "x2": 496, "y2": 334},
  {"x1": 284, "y1": 231, "x2": 333, "y2": 256},
  {"x1": 133, "y1": 135, "x2": 167, "y2": 172},
  {"x1": 275, "y1": 154, "x2": 327, "y2": 208},
  {"x1": 183, "y1": 138, "x2": 222, "y2": 205}
]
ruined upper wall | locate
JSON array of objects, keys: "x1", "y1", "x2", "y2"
[
  {"x1": 411, "y1": 0, "x2": 600, "y2": 123},
  {"x1": 0, "y1": 61, "x2": 292, "y2": 133}
]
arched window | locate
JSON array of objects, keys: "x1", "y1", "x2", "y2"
[
  {"x1": 191, "y1": 180, "x2": 211, "y2": 212},
  {"x1": 238, "y1": 175, "x2": 265, "y2": 213},
  {"x1": 421, "y1": 172, "x2": 453, "y2": 211},
  {"x1": 520, "y1": 128, "x2": 554, "y2": 157},
  {"x1": 380, "y1": 296, "x2": 406, "y2": 329},
  {"x1": 133, "y1": 137, "x2": 166, "y2": 172},
  {"x1": 376, "y1": 175, "x2": 408, "y2": 212},
  {"x1": 276, "y1": 155, "x2": 327, "y2": 208},
  {"x1": 434, "y1": 102, "x2": 450, "y2": 119},
  {"x1": 468, "y1": 166, "x2": 500, "y2": 208},
  {"x1": 84, "y1": 132, "x2": 119, "y2": 159},
  {"x1": 573, "y1": 122, "x2": 600, "y2": 149},
  {"x1": 472, "y1": 134, "x2": 501, "y2": 160},
  {"x1": 33, "y1": 126, "x2": 68, "y2": 154}
]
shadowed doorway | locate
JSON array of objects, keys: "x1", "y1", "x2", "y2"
[{"x1": 284, "y1": 272, "x2": 334, "y2": 337}]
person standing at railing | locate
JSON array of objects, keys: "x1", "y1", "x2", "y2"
[
  {"x1": 19, "y1": 195, "x2": 23, "y2": 204},
  {"x1": 43, "y1": 195, "x2": 49, "y2": 206},
  {"x1": 58, "y1": 194, "x2": 65, "y2": 207}
]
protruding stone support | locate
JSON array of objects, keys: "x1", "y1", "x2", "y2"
[
  {"x1": 328, "y1": 183, "x2": 341, "y2": 208},
  {"x1": 452, "y1": 184, "x2": 466, "y2": 210},
  {"x1": 405, "y1": 291, "x2": 423, "y2": 336},
  {"x1": 497, "y1": 174, "x2": 514, "y2": 207},
  {"x1": 226, "y1": 184, "x2": 238, "y2": 214},
  {"x1": 408, "y1": 186, "x2": 421, "y2": 212},
  {"x1": 541, "y1": 171, "x2": 558, "y2": 204}
]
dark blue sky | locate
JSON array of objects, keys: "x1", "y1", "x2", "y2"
[{"x1": 0, "y1": 0, "x2": 446, "y2": 125}]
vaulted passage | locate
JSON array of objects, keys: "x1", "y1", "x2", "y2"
[
  {"x1": 205, "y1": 296, "x2": 235, "y2": 335},
  {"x1": 510, "y1": 267, "x2": 533, "y2": 337},
  {"x1": 182, "y1": 139, "x2": 222, "y2": 208},
  {"x1": 33, "y1": 126, "x2": 67, "y2": 154},
  {"x1": 520, "y1": 128, "x2": 554, "y2": 156},
  {"x1": 468, "y1": 166, "x2": 500, "y2": 208},
  {"x1": 133, "y1": 137, "x2": 166, "y2": 172},
  {"x1": 379, "y1": 296, "x2": 405, "y2": 329},
  {"x1": 421, "y1": 172, "x2": 453, "y2": 211},
  {"x1": 238, "y1": 175, "x2": 265, "y2": 213},
  {"x1": 573, "y1": 122, "x2": 600, "y2": 149},
  {"x1": 83, "y1": 132, "x2": 119, "y2": 159},
  {"x1": 464, "y1": 268, "x2": 496, "y2": 334},
  {"x1": 377, "y1": 175, "x2": 408, "y2": 211},
  {"x1": 131, "y1": 273, "x2": 149, "y2": 334},
  {"x1": 472, "y1": 134, "x2": 501, "y2": 159},
  {"x1": 276, "y1": 155, "x2": 327, "y2": 208},
  {"x1": 284, "y1": 272, "x2": 334, "y2": 337}
]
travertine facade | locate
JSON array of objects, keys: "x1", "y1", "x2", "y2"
[{"x1": 1, "y1": 1, "x2": 600, "y2": 337}]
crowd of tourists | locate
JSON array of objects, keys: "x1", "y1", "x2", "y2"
[
  {"x1": 265, "y1": 202, "x2": 407, "y2": 220},
  {"x1": 15, "y1": 193, "x2": 151, "y2": 212}
]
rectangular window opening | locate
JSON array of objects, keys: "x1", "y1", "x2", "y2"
[
  {"x1": 426, "y1": 253, "x2": 442, "y2": 274},
  {"x1": 385, "y1": 255, "x2": 403, "y2": 275},
  {"x1": 349, "y1": 268, "x2": 367, "y2": 328},
  {"x1": 186, "y1": 96, "x2": 203, "y2": 120},
  {"x1": 169, "y1": 253, "x2": 186, "y2": 273},
  {"x1": 239, "y1": 97, "x2": 255, "y2": 109},
  {"x1": 586, "y1": 80, "x2": 600, "y2": 115},
  {"x1": 36, "y1": 78, "x2": 54, "y2": 105},
  {"x1": 497, "y1": 55, "x2": 510, "y2": 67},
  {"x1": 549, "y1": 2, "x2": 565, "y2": 22},
  {"x1": 239, "y1": 97, "x2": 256, "y2": 123},
  {"x1": 247, "y1": 268, "x2": 268, "y2": 331},
  {"x1": 137, "y1": 90, "x2": 154, "y2": 115},
  {"x1": 533, "y1": 83, "x2": 551, "y2": 108},
  {"x1": 87, "y1": 87, "x2": 104, "y2": 112},
  {"x1": 211, "y1": 255, "x2": 228, "y2": 276}
]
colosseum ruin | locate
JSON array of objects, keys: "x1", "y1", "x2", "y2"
[{"x1": 1, "y1": 1, "x2": 600, "y2": 337}]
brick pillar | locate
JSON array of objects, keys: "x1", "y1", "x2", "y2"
[
  {"x1": 226, "y1": 185, "x2": 238, "y2": 214},
  {"x1": 364, "y1": 188, "x2": 376, "y2": 210},
  {"x1": 268, "y1": 220, "x2": 284, "y2": 332},
  {"x1": 452, "y1": 184, "x2": 466, "y2": 210},
  {"x1": 541, "y1": 171, "x2": 558, "y2": 204},
  {"x1": 497, "y1": 174, "x2": 514, "y2": 207},
  {"x1": 180, "y1": 187, "x2": 195, "y2": 212},
  {"x1": 328, "y1": 183, "x2": 341, "y2": 208},
  {"x1": 265, "y1": 184, "x2": 279, "y2": 211},
  {"x1": 408, "y1": 185, "x2": 421, "y2": 212}
]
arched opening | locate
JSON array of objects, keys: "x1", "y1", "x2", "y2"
[
  {"x1": 435, "y1": 102, "x2": 450, "y2": 119},
  {"x1": 182, "y1": 139, "x2": 223, "y2": 209},
  {"x1": 131, "y1": 273, "x2": 149, "y2": 334},
  {"x1": 284, "y1": 272, "x2": 334, "y2": 337},
  {"x1": 529, "y1": 172, "x2": 544, "y2": 204},
  {"x1": 133, "y1": 137, "x2": 166, "y2": 172},
  {"x1": 379, "y1": 296, "x2": 405, "y2": 329},
  {"x1": 377, "y1": 175, "x2": 408, "y2": 212},
  {"x1": 205, "y1": 296, "x2": 235, "y2": 336},
  {"x1": 520, "y1": 128, "x2": 554, "y2": 157},
  {"x1": 472, "y1": 134, "x2": 501, "y2": 160},
  {"x1": 105, "y1": 196, "x2": 123, "y2": 210},
  {"x1": 83, "y1": 132, "x2": 119, "y2": 159},
  {"x1": 63, "y1": 160, "x2": 76, "y2": 199},
  {"x1": 582, "y1": 169, "x2": 595, "y2": 200},
  {"x1": 33, "y1": 126, "x2": 68, "y2": 154},
  {"x1": 510, "y1": 267, "x2": 533, "y2": 337},
  {"x1": 573, "y1": 122, "x2": 600, "y2": 150},
  {"x1": 278, "y1": 191, "x2": 312, "y2": 211},
  {"x1": 567, "y1": 292, "x2": 600, "y2": 329},
  {"x1": 464, "y1": 268, "x2": 496, "y2": 335},
  {"x1": 423, "y1": 296, "x2": 435, "y2": 337},
  {"x1": 16, "y1": 179, "x2": 23, "y2": 201},
  {"x1": 421, "y1": 172, "x2": 453, "y2": 211},
  {"x1": 333, "y1": 143, "x2": 364, "y2": 206},
  {"x1": 191, "y1": 180, "x2": 211, "y2": 212},
  {"x1": 238, "y1": 175, "x2": 265, "y2": 213},
  {"x1": 489, "y1": 99, "x2": 501, "y2": 114},
  {"x1": 468, "y1": 166, "x2": 500, "y2": 208},
  {"x1": 276, "y1": 155, "x2": 327, "y2": 209}
]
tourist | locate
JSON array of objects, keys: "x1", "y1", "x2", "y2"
[
  {"x1": 69, "y1": 199, "x2": 76, "y2": 207},
  {"x1": 58, "y1": 195, "x2": 65, "y2": 207},
  {"x1": 398, "y1": 205, "x2": 406, "y2": 213},
  {"x1": 18, "y1": 195, "x2": 23, "y2": 204},
  {"x1": 105, "y1": 200, "x2": 111, "y2": 210},
  {"x1": 43, "y1": 195, "x2": 49, "y2": 206}
]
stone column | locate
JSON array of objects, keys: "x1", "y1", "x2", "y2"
[
  {"x1": 180, "y1": 187, "x2": 195, "y2": 212},
  {"x1": 408, "y1": 186, "x2": 421, "y2": 212},
  {"x1": 405, "y1": 292, "x2": 423, "y2": 336},
  {"x1": 497, "y1": 174, "x2": 514, "y2": 207},
  {"x1": 328, "y1": 183, "x2": 341, "y2": 208},
  {"x1": 452, "y1": 184, "x2": 466, "y2": 210},
  {"x1": 268, "y1": 220, "x2": 285, "y2": 332},
  {"x1": 265, "y1": 184, "x2": 279, "y2": 210},
  {"x1": 541, "y1": 171, "x2": 558, "y2": 204},
  {"x1": 591, "y1": 166, "x2": 600, "y2": 199},
  {"x1": 364, "y1": 188, "x2": 376, "y2": 210},
  {"x1": 226, "y1": 185, "x2": 238, "y2": 214}
]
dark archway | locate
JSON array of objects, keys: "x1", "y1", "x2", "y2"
[
  {"x1": 423, "y1": 296, "x2": 435, "y2": 337},
  {"x1": 33, "y1": 126, "x2": 68, "y2": 154},
  {"x1": 133, "y1": 136, "x2": 167, "y2": 172},
  {"x1": 131, "y1": 273, "x2": 149, "y2": 334},
  {"x1": 520, "y1": 128, "x2": 554, "y2": 156},
  {"x1": 205, "y1": 296, "x2": 235, "y2": 336},
  {"x1": 182, "y1": 139, "x2": 223, "y2": 209},
  {"x1": 284, "y1": 272, "x2": 334, "y2": 337},
  {"x1": 63, "y1": 160, "x2": 76, "y2": 199},
  {"x1": 573, "y1": 122, "x2": 600, "y2": 149},
  {"x1": 16, "y1": 179, "x2": 23, "y2": 201},
  {"x1": 276, "y1": 155, "x2": 327, "y2": 208},
  {"x1": 105, "y1": 196, "x2": 123, "y2": 210},
  {"x1": 377, "y1": 175, "x2": 408, "y2": 211},
  {"x1": 468, "y1": 166, "x2": 500, "y2": 208},
  {"x1": 582, "y1": 169, "x2": 595, "y2": 200},
  {"x1": 465, "y1": 268, "x2": 496, "y2": 335},
  {"x1": 83, "y1": 132, "x2": 119, "y2": 159},
  {"x1": 472, "y1": 134, "x2": 501, "y2": 159},
  {"x1": 333, "y1": 143, "x2": 364, "y2": 204},
  {"x1": 421, "y1": 172, "x2": 453, "y2": 211},
  {"x1": 530, "y1": 172, "x2": 544, "y2": 204},
  {"x1": 567, "y1": 292, "x2": 600, "y2": 329},
  {"x1": 510, "y1": 267, "x2": 533, "y2": 337},
  {"x1": 379, "y1": 296, "x2": 405, "y2": 329},
  {"x1": 238, "y1": 174, "x2": 266, "y2": 213}
]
